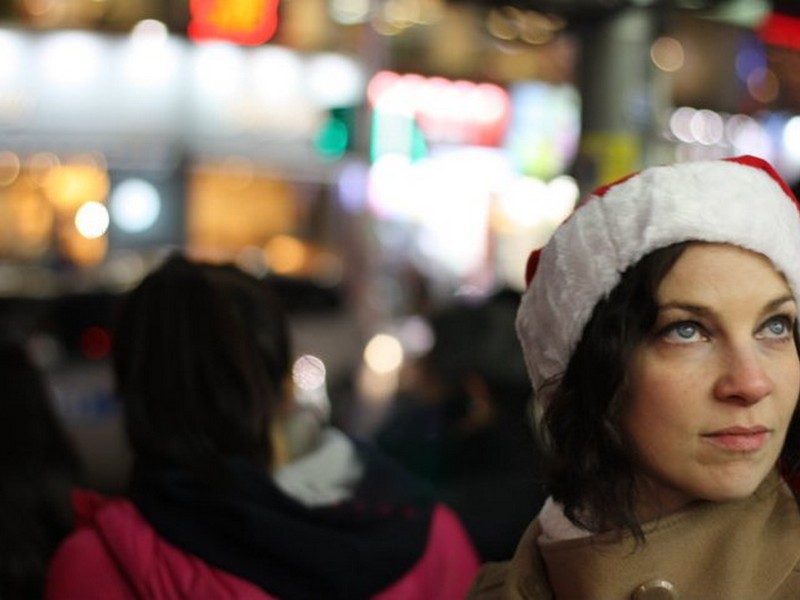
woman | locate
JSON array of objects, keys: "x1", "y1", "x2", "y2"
[
  {"x1": 46, "y1": 256, "x2": 479, "y2": 599},
  {"x1": 468, "y1": 155, "x2": 800, "y2": 599}
]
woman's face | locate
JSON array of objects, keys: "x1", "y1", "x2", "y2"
[{"x1": 624, "y1": 243, "x2": 800, "y2": 520}]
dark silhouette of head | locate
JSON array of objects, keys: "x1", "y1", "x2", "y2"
[{"x1": 111, "y1": 254, "x2": 285, "y2": 481}]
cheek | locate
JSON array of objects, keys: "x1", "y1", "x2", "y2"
[
  {"x1": 623, "y1": 364, "x2": 697, "y2": 442},
  {"x1": 777, "y1": 356, "x2": 800, "y2": 417},
  {"x1": 768, "y1": 343, "x2": 800, "y2": 390},
  {"x1": 787, "y1": 347, "x2": 800, "y2": 387}
]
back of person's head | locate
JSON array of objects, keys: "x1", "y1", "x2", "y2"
[
  {"x1": 201, "y1": 263, "x2": 292, "y2": 398},
  {"x1": 112, "y1": 254, "x2": 281, "y2": 478},
  {"x1": 424, "y1": 289, "x2": 530, "y2": 414},
  {"x1": 0, "y1": 341, "x2": 81, "y2": 600},
  {"x1": 477, "y1": 289, "x2": 532, "y2": 408}
]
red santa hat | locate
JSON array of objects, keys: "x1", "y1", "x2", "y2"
[{"x1": 517, "y1": 155, "x2": 800, "y2": 403}]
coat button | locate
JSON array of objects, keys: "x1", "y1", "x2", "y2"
[{"x1": 630, "y1": 579, "x2": 677, "y2": 600}]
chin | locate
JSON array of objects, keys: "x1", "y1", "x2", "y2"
[{"x1": 698, "y1": 467, "x2": 772, "y2": 502}]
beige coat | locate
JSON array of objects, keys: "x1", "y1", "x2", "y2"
[{"x1": 467, "y1": 470, "x2": 800, "y2": 599}]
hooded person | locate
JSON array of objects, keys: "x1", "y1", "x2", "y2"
[
  {"x1": 45, "y1": 256, "x2": 479, "y2": 600},
  {"x1": 468, "y1": 155, "x2": 800, "y2": 599}
]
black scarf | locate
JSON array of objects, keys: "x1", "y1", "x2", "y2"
[{"x1": 129, "y1": 442, "x2": 436, "y2": 600}]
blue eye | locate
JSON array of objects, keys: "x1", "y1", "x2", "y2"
[
  {"x1": 768, "y1": 320, "x2": 786, "y2": 335},
  {"x1": 760, "y1": 316, "x2": 794, "y2": 339},
  {"x1": 662, "y1": 321, "x2": 703, "y2": 344}
]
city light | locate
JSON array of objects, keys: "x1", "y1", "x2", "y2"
[
  {"x1": 0, "y1": 151, "x2": 21, "y2": 186},
  {"x1": 74, "y1": 201, "x2": 110, "y2": 240},
  {"x1": 38, "y1": 32, "x2": 103, "y2": 88},
  {"x1": 293, "y1": 354, "x2": 327, "y2": 392},
  {"x1": 192, "y1": 42, "x2": 246, "y2": 95},
  {"x1": 0, "y1": 30, "x2": 24, "y2": 85},
  {"x1": 264, "y1": 235, "x2": 306, "y2": 274},
  {"x1": 123, "y1": 21, "x2": 181, "y2": 88},
  {"x1": 292, "y1": 354, "x2": 331, "y2": 417},
  {"x1": 364, "y1": 333, "x2": 404, "y2": 374},
  {"x1": 650, "y1": 36, "x2": 685, "y2": 72},
  {"x1": 306, "y1": 53, "x2": 366, "y2": 107},
  {"x1": 109, "y1": 178, "x2": 162, "y2": 233},
  {"x1": 188, "y1": 0, "x2": 280, "y2": 45}
]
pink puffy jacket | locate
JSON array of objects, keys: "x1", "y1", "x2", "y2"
[{"x1": 46, "y1": 490, "x2": 480, "y2": 600}]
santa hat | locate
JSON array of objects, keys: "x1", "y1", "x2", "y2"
[
  {"x1": 758, "y1": 0, "x2": 800, "y2": 52},
  {"x1": 516, "y1": 155, "x2": 800, "y2": 403}
]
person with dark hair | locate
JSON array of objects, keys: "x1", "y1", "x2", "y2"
[
  {"x1": 46, "y1": 255, "x2": 479, "y2": 600},
  {"x1": 0, "y1": 341, "x2": 82, "y2": 600},
  {"x1": 469, "y1": 155, "x2": 800, "y2": 598},
  {"x1": 377, "y1": 289, "x2": 547, "y2": 561}
]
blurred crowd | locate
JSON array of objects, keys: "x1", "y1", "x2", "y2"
[{"x1": 0, "y1": 254, "x2": 544, "y2": 599}]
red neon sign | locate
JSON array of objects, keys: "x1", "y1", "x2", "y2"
[
  {"x1": 367, "y1": 71, "x2": 511, "y2": 147},
  {"x1": 189, "y1": 0, "x2": 280, "y2": 45}
]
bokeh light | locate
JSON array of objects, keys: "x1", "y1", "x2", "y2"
[
  {"x1": 74, "y1": 201, "x2": 110, "y2": 239},
  {"x1": 364, "y1": 333, "x2": 404, "y2": 374},
  {"x1": 650, "y1": 36, "x2": 684, "y2": 72},
  {"x1": 293, "y1": 354, "x2": 327, "y2": 392},
  {"x1": 109, "y1": 178, "x2": 161, "y2": 233}
]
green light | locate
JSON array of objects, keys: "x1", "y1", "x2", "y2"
[
  {"x1": 369, "y1": 110, "x2": 428, "y2": 163},
  {"x1": 314, "y1": 117, "x2": 350, "y2": 160}
]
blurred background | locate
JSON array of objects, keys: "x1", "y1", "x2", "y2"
[{"x1": 0, "y1": 0, "x2": 797, "y2": 492}]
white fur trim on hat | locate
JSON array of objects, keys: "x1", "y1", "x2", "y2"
[{"x1": 516, "y1": 155, "x2": 800, "y2": 403}]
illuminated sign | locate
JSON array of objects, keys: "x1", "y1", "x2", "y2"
[
  {"x1": 367, "y1": 71, "x2": 511, "y2": 154},
  {"x1": 505, "y1": 82, "x2": 581, "y2": 180},
  {"x1": 189, "y1": 0, "x2": 280, "y2": 45}
]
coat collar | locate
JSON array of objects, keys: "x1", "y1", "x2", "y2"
[{"x1": 498, "y1": 470, "x2": 800, "y2": 599}]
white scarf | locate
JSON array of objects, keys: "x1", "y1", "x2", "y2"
[{"x1": 272, "y1": 427, "x2": 364, "y2": 508}]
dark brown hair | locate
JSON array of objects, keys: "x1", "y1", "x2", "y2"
[{"x1": 112, "y1": 255, "x2": 282, "y2": 481}]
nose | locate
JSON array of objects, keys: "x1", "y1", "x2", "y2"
[{"x1": 713, "y1": 345, "x2": 774, "y2": 405}]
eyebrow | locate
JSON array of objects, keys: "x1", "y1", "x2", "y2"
[{"x1": 658, "y1": 294, "x2": 797, "y2": 319}]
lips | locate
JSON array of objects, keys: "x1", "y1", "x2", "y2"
[{"x1": 702, "y1": 426, "x2": 771, "y2": 452}]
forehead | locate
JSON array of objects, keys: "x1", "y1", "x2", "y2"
[{"x1": 657, "y1": 242, "x2": 793, "y2": 302}]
